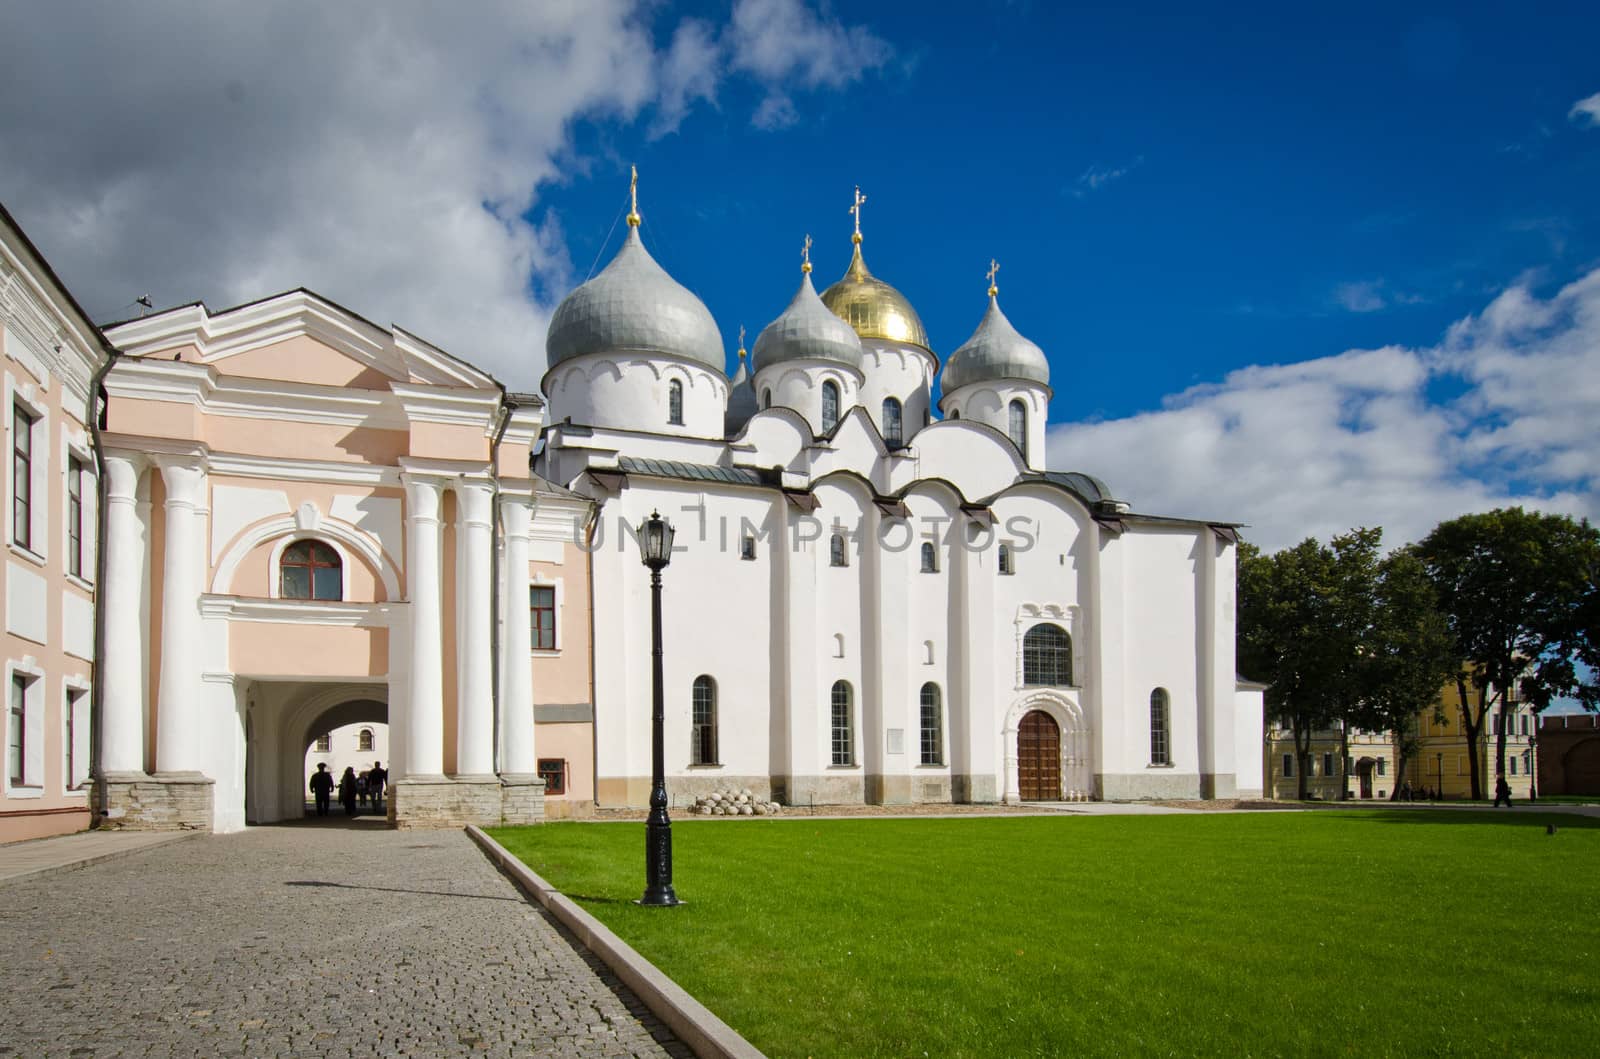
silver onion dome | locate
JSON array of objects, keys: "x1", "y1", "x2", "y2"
[
  {"x1": 941, "y1": 294, "x2": 1050, "y2": 393},
  {"x1": 724, "y1": 352, "x2": 758, "y2": 435},
  {"x1": 753, "y1": 270, "x2": 864, "y2": 372},
  {"x1": 546, "y1": 225, "x2": 723, "y2": 372}
]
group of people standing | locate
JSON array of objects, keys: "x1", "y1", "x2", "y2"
[{"x1": 309, "y1": 761, "x2": 387, "y2": 817}]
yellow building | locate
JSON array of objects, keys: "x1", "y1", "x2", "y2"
[{"x1": 1266, "y1": 725, "x2": 1398, "y2": 800}]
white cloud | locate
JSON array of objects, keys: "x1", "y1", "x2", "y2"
[
  {"x1": 0, "y1": 1, "x2": 894, "y2": 390},
  {"x1": 1047, "y1": 269, "x2": 1600, "y2": 551},
  {"x1": 1334, "y1": 280, "x2": 1388, "y2": 313},
  {"x1": 1569, "y1": 91, "x2": 1600, "y2": 127},
  {"x1": 1071, "y1": 156, "x2": 1144, "y2": 198}
]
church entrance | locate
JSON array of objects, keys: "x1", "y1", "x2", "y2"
[
  {"x1": 1017, "y1": 710, "x2": 1061, "y2": 801},
  {"x1": 1356, "y1": 758, "x2": 1375, "y2": 799}
]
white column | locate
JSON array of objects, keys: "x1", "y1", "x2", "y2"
[
  {"x1": 100, "y1": 453, "x2": 147, "y2": 775},
  {"x1": 455, "y1": 479, "x2": 495, "y2": 777},
  {"x1": 403, "y1": 475, "x2": 445, "y2": 778},
  {"x1": 499, "y1": 497, "x2": 537, "y2": 776},
  {"x1": 154, "y1": 458, "x2": 206, "y2": 774}
]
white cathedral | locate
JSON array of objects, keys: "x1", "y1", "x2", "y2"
[{"x1": 536, "y1": 186, "x2": 1263, "y2": 809}]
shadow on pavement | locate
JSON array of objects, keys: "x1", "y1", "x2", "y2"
[{"x1": 285, "y1": 879, "x2": 524, "y2": 902}]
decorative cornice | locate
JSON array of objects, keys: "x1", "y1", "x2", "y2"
[{"x1": 198, "y1": 594, "x2": 398, "y2": 628}]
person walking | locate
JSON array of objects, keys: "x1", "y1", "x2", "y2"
[
  {"x1": 309, "y1": 763, "x2": 334, "y2": 817},
  {"x1": 368, "y1": 761, "x2": 387, "y2": 814},
  {"x1": 357, "y1": 771, "x2": 369, "y2": 809},
  {"x1": 1494, "y1": 774, "x2": 1513, "y2": 808},
  {"x1": 338, "y1": 766, "x2": 359, "y2": 816}
]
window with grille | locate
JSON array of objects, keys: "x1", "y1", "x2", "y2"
[
  {"x1": 1022, "y1": 623, "x2": 1071, "y2": 686},
  {"x1": 8, "y1": 674, "x2": 26, "y2": 785},
  {"x1": 919, "y1": 683, "x2": 943, "y2": 765},
  {"x1": 12, "y1": 404, "x2": 35, "y2": 550},
  {"x1": 691, "y1": 676, "x2": 718, "y2": 765},
  {"x1": 1008, "y1": 400, "x2": 1027, "y2": 461},
  {"x1": 882, "y1": 397, "x2": 903, "y2": 446},
  {"x1": 741, "y1": 534, "x2": 757, "y2": 560},
  {"x1": 67, "y1": 456, "x2": 85, "y2": 578},
  {"x1": 358, "y1": 728, "x2": 374, "y2": 752},
  {"x1": 998, "y1": 543, "x2": 1013, "y2": 575},
  {"x1": 831, "y1": 681, "x2": 854, "y2": 766},
  {"x1": 821, "y1": 381, "x2": 840, "y2": 431},
  {"x1": 314, "y1": 733, "x2": 331, "y2": 752},
  {"x1": 920, "y1": 541, "x2": 937, "y2": 573},
  {"x1": 538, "y1": 757, "x2": 566, "y2": 796},
  {"x1": 1149, "y1": 688, "x2": 1170, "y2": 765},
  {"x1": 531, "y1": 586, "x2": 556, "y2": 649},
  {"x1": 830, "y1": 532, "x2": 848, "y2": 567},
  {"x1": 667, "y1": 379, "x2": 684, "y2": 425},
  {"x1": 281, "y1": 540, "x2": 341, "y2": 600}
]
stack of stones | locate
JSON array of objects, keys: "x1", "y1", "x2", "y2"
[{"x1": 688, "y1": 788, "x2": 782, "y2": 816}]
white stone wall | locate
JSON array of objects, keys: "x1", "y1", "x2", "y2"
[{"x1": 544, "y1": 355, "x2": 729, "y2": 439}]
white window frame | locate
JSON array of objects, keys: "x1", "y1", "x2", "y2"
[
  {"x1": 5, "y1": 658, "x2": 45, "y2": 796},
  {"x1": 6, "y1": 377, "x2": 49, "y2": 564},
  {"x1": 60, "y1": 427, "x2": 96, "y2": 588},
  {"x1": 62, "y1": 676, "x2": 90, "y2": 792},
  {"x1": 530, "y1": 576, "x2": 563, "y2": 656}
]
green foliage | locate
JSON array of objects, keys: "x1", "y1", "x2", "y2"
[{"x1": 491, "y1": 816, "x2": 1599, "y2": 1058}]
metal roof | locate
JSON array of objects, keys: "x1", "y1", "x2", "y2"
[{"x1": 617, "y1": 456, "x2": 767, "y2": 487}]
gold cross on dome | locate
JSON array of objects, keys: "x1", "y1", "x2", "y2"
[
  {"x1": 738, "y1": 325, "x2": 747, "y2": 354},
  {"x1": 987, "y1": 258, "x2": 1000, "y2": 296},
  {"x1": 850, "y1": 186, "x2": 867, "y2": 241},
  {"x1": 627, "y1": 165, "x2": 640, "y2": 226},
  {"x1": 802, "y1": 234, "x2": 813, "y2": 273}
]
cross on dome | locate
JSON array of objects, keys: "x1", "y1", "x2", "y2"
[
  {"x1": 850, "y1": 186, "x2": 867, "y2": 244},
  {"x1": 627, "y1": 165, "x2": 641, "y2": 227},
  {"x1": 987, "y1": 259, "x2": 1000, "y2": 297},
  {"x1": 802, "y1": 234, "x2": 813, "y2": 273}
]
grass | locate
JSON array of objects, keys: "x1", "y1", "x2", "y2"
[{"x1": 489, "y1": 811, "x2": 1599, "y2": 1058}]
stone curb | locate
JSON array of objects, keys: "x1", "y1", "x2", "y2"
[
  {"x1": 465, "y1": 824, "x2": 765, "y2": 1059},
  {"x1": 0, "y1": 830, "x2": 199, "y2": 885}
]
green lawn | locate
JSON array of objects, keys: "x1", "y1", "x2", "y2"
[{"x1": 489, "y1": 811, "x2": 1598, "y2": 1058}]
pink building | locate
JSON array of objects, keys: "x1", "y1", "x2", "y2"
[{"x1": 0, "y1": 206, "x2": 111, "y2": 842}]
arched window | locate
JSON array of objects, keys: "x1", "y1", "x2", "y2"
[
  {"x1": 358, "y1": 727, "x2": 374, "y2": 752},
  {"x1": 1149, "y1": 688, "x2": 1170, "y2": 765},
  {"x1": 830, "y1": 531, "x2": 848, "y2": 567},
  {"x1": 998, "y1": 543, "x2": 1013, "y2": 575},
  {"x1": 919, "y1": 683, "x2": 943, "y2": 765},
  {"x1": 281, "y1": 540, "x2": 342, "y2": 601},
  {"x1": 1009, "y1": 399, "x2": 1028, "y2": 461},
  {"x1": 667, "y1": 379, "x2": 684, "y2": 425},
  {"x1": 821, "y1": 380, "x2": 840, "y2": 432},
  {"x1": 830, "y1": 681, "x2": 854, "y2": 766},
  {"x1": 762, "y1": 389, "x2": 772, "y2": 410},
  {"x1": 882, "y1": 397, "x2": 903, "y2": 446},
  {"x1": 314, "y1": 733, "x2": 331, "y2": 753},
  {"x1": 1022, "y1": 623, "x2": 1072, "y2": 686},
  {"x1": 691, "y1": 676, "x2": 718, "y2": 765},
  {"x1": 920, "y1": 541, "x2": 938, "y2": 573}
]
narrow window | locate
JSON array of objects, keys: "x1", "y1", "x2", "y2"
[
  {"x1": 882, "y1": 397, "x2": 903, "y2": 446},
  {"x1": 9, "y1": 674, "x2": 27, "y2": 784},
  {"x1": 1008, "y1": 399, "x2": 1028, "y2": 461},
  {"x1": 13, "y1": 404, "x2": 35, "y2": 550},
  {"x1": 315, "y1": 733, "x2": 331, "y2": 753},
  {"x1": 919, "y1": 683, "x2": 943, "y2": 766},
  {"x1": 1509, "y1": 757, "x2": 1517, "y2": 776},
  {"x1": 65, "y1": 687, "x2": 87, "y2": 790},
  {"x1": 358, "y1": 728, "x2": 374, "y2": 752},
  {"x1": 538, "y1": 757, "x2": 567, "y2": 796},
  {"x1": 830, "y1": 531, "x2": 848, "y2": 567},
  {"x1": 1282, "y1": 753, "x2": 1294, "y2": 778},
  {"x1": 1523, "y1": 750, "x2": 1532, "y2": 775},
  {"x1": 1323, "y1": 752, "x2": 1335, "y2": 777},
  {"x1": 1519, "y1": 715, "x2": 1528, "y2": 736},
  {"x1": 1022, "y1": 623, "x2": 1072, "y2": 686},
  {"x1": 998, "y1": 543, "x2": 1013, "y2": 575},
  {"x1": 762, "y1": 389, "x2": 772, "y2": 410},
  {"x1": 67, "y1": 456, "x2": 85, "y2": 578},
  {"x1": 1149, "y1": 688, "x2": 1170, "y2": 765},
  {"x1": 281, "y1": 540, "x2": 342, "y2": 601},
  {"x1": 821, "y1": 380, "x2": 840, "y2": 432},
  {"x1": 741, "y1": 534, "x2": 757, "y2": 560},
  {"x1": 950, "y1": 409, "x2": 960, "y2": 420},
  {"x1": 1377, "y1": 758, "x2": 1386, "y2": 776},
  {"x1": 531, "y1": 586, "x2": 556, "y2": 650},
  {"x1": 691, "y1": 675, "x2": 718, "y2": 765},
  {"x1": 920, "y1": 541, "x2": 937, "y2": 573},
  {"x1": 830, "y1": 681, "x2": 854, "y2": 766},
  {"x1": 667, "y1": 379, "x2": 684, "y2": 425}
]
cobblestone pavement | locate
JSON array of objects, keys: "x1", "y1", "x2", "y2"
[{"x1": 0, "y1": 823, "x2": 691, "y2": 1058}]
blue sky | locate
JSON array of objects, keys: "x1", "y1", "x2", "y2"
[{"x1": 1, "y1": 0, "x2": 1596, "y2": 552}]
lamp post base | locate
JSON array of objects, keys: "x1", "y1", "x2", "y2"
[{"x1": 639, "y1": 816, "x2": 680, "y2": 906}]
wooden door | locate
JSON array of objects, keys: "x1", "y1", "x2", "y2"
[{"x1": 1018, "y1": 710, "x2": 1060, "y2": 801}]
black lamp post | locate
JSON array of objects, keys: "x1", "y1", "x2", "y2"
[{"x1": 637, "y1": 510, "x2": 680, "y2": 907}]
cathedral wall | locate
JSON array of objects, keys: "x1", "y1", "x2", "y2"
[
  {"x1": 753, "y1": 363, "x2": 861, "y2": 437},
  {"x1": 857, "y1": 340, "x2": 933, "y2": 443},
  {"x1": 545, "y1": 356, "x2": 728, "y2": 439},
  {"x1": 911, "y1": 420, "x2": 1027, "y2": 503}
]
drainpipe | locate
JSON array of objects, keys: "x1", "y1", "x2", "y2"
[
  {"x1": 86, "y1": 345, "x2": 120, "y2": 825},
  {"x1": 487, "y1": 392, "x2": 513, "y2": 776}
]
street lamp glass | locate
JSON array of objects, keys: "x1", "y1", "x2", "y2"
[{"x1": 639, "y1": 510, "x2": 675, "y2": 567}]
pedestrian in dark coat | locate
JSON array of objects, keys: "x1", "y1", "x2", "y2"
[
  {"x1": 338, "y1": 766, "x2": 359, "y2": 816},
  {"x1": 309, "y1": 763, "x2": 334, "y2": 816},
  {"x1": 1494, "y1": 774, "x2": 1513, "y2": 807}
]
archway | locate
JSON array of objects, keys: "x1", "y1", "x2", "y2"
[
  {"x1": 1356, "y1": 757, "x2": 1376, "y2": 799},
  {"x1": 1018, "y1": 711, "x2": 1060, "y2": 800},
  {"x1": 243, "y1": 681, "x2": 389, "y2": 825},
  {"x1": 1001, "y1": 690, "x2": 1092, "y2": 803}
]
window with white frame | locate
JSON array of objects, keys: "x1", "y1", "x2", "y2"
[
  {"x1": 358, "y1": 728, "x2": 374, "y2": 752},
  {"x1": 667, "y1": 379, "x2": 684, "y2": 426},
  {"x1": 919, "y1": 541, "x2": 938, "y2": 573},
  {"x1": 740, "y1": 534, "x2": 757, "y2": 560},
  {"x1": 531, "y1": 585, "x2": 556, "y2": 650},
  {"x1": 314, "y1": 733, "x2": 331, "y2": 752},
  {"x1": 8, "y1": 673, "x2": 26, "y2": 785},
  {"x1": 1149, "y1": 688, "x2": 1170, "y2": 765},
  {"x1": 66, "y1": 455, "x2": 86, "y2": 579},
  {"x1": 882, "y1": 397, "x2": 903, "y2": 446},
  {"x1": 919, "y1": 683, "x2": 943, "y2": 766},
  {"x1": 280, "y1": 540, "x2": 342, "y2": 600},
  {"x1": 830, "y1": 680, "x2": 854, "y2": 766},
  {"x1": 821, "y1": 380, "x2": 840, "y2": 432},
  {"x1": 11, "y1": 400, "x2": 42, "y2": 554},
  {"x1": 998, "y1": 543, "x2": 1013, "y2": 575},
  {"x1": 829, "y1": 531, "x2": 848, "y2": 567},
  {"x1": 1008, "y1": 399, "x2": 1028, "y2": 461},
  {"x1": 64, "y1": 685, "x2": 89, "y2": 790},
  {"x1": 1022, "y1": 623, "x2": 1072, "y2": 686},
  {"x1": 691, "y1": 675, "x2": 718, "y2": 766}
]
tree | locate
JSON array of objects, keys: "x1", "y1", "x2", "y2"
[
  {"x1": 1416, "y1": 509, "x2": 1600, "y2": 800},
  {"x1": 1239, "y1": 530, "x2": 1384, "y2": 799}
]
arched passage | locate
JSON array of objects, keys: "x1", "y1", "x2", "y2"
[{"x1": 244, "y1": 681, "x2": 389, "y2": 824}]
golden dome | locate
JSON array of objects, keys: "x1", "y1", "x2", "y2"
[{"x1": 819, "y1": 242, "x2": 930, "y2": 352}]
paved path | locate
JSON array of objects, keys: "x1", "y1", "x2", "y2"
[
  {"x1": 0, "y1": 822, "x2": 690, "y2": 1058},
  {"x1": 0, "y1": 829, "x2": 196, "y2": 883}
]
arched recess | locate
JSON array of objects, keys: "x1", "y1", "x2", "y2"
[
  {"x1": 246, "y1": 682, "x2": 389, "y2": 825},
  {"x1": 1001, "y1": 689, "x2": 1092, "y2": 803},
  {"x1": 213, "y1": 513, "x2": 401, "y2": 600}
]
